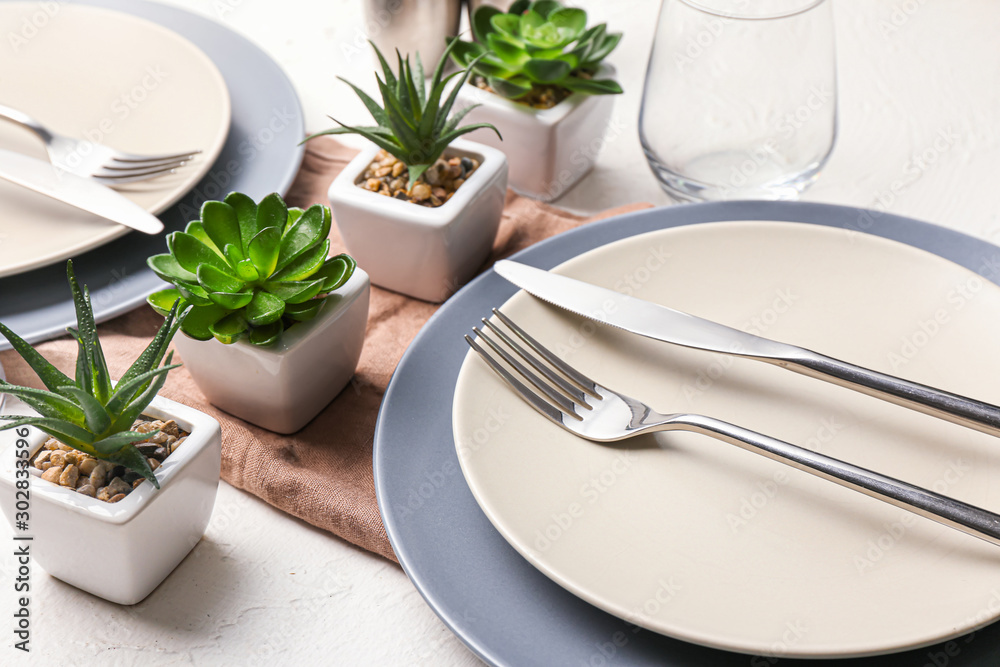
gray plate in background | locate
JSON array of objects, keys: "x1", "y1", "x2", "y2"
[{"x1": 0, "y1": 0, "x2": 305, "y2": 349}]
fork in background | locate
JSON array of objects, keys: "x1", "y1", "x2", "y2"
[
  {"x1": 467, "y1": 308, "x2": 1000, "y2": 548},
  {"x1": 0, "y1": 103, "x2": 200, "y2": 185}
]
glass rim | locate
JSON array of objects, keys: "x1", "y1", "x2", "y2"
[{"x1": 676, "y1": 0, "x2": 827, "y2": 20}]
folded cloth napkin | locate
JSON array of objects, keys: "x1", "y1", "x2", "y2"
[{"x1": 0, "y1": 137, "x2": 653, "y2": 562}]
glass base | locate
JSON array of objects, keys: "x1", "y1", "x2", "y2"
[{"x1": 643, "y1": 148, "x2": 828, "y2": 203}]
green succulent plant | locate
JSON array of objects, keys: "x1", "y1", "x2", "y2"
[
  {"x1": 146, "y1": 192, "x2": 356, "y2": 347},
  {"x1": 304, "y1": 40, "x2": 501, "y2": 187},
  {"x1": 0, "y1": 261, "x2": 184, "y2": 488},
  {"x1": 451, "y1": 0, "x2": 622, "y2": 100}
]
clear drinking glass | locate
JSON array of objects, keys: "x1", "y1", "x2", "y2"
[{"x1": 639, "y1": 0, "x2": 837, "y2": 201}]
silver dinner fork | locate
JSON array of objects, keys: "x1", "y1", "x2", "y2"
[
  {"x1": 0, "y1": 103, "x2": 200, "y2": 185},
  {"x1": 467, "y1": 309, "x2": 1000, "y2": 548}
]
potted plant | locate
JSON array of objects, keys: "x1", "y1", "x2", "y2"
[
  {"x1": 312, "y1": 41, "x2": 508, "y2": 303},
  {"x1": 0, "y1": 262, "x2": 222, "y2": 605},
  {"x1": 145, "y1": 192, "x2": 370, "y2": 434},
  {"x1": 450, "y1": 0, "x2": 622, "y2": 201}
]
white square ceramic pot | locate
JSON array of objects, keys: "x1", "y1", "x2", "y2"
[
  {"x1": 0, "y1": 396, "x2": 222, "y2": 605},
  {"x1": 328, "y1": 139, "x2": 507, "y2": 303},
  {"x1": 454, "y1": 64, "x2": 617, "y2": 202},
  {"x1": 174, "y1": 268, "x2": 370, "y2": 434}
]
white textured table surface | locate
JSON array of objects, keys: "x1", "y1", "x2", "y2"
[{"x1": 4, "y1": 0, "x2": 1000, "y2": 664}]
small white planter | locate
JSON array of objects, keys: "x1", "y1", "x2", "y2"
[
  {"x1": 329, "y1": 139, "x2": 507, "y2": 303},
  {"x1": 174, "y1": 268, "x2": 370, "y2": 434},
  {"x1": 0, "y1": 396, "x2": 222, "y2": 605},
  {"x1": 454, "y1": 64, "x2": 617, "y2": 202}
]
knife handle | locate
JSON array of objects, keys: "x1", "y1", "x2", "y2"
[{"x1": 771, "y1": 351, "x2": 1000, "y2": 438}]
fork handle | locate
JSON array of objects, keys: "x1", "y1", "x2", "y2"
[
  {"x1": 765, "y1": 350, "x2": 1000, "y2": 438},
  {"x1": 671, "y1": 413, "x2": 1000, "y2": 547},
  {"x1": 0, "y1": 104, "x2": 52, "y2": 142}
]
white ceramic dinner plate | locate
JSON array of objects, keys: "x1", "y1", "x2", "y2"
[
  {"x1": 0, "y1": 2, "x2": 231, "y2": 277},
  {"x1": 453, "y1": 220, "x2": 1000, "y2": 658}
]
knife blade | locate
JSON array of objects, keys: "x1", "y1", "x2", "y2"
[
  {"x1": 493, "y1": 259, "x2": 1000, "y2": 438},
  {"x1": 0, "y1": 148, "x2": 163, "y2": 235}
]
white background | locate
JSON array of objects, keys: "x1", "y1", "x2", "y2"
[{"x1": 3, "y1": 0, "x2": 1000, "y2": 664}]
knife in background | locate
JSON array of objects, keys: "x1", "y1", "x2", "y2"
[
  {"x1": 0, "y1": 148, "x2": 163, "y2": 235},
  {"x1": 494, "y1": 259, "x2": 1000, "y2": 438}
]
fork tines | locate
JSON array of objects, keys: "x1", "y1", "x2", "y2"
[{"x1": 466, "y1": 309, "x2": 599, "y2": 423}]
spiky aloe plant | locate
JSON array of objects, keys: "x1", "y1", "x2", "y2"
[
  {"x1": 451, "y1": 0, "x2": 622, "y2": 100},
  {"x1": 0, "y1": 261, "x2": 184, "y2": 488},
  {"x1": 146, "y1": 192, "x2": 356, "y2": 347},
  {"x1": 304, "y1": 40, "x2": 501, "y2": 187}
]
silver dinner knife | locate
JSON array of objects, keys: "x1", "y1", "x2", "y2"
[
  {"x1": 494, "y1": 259, "x2": 1000, "y2": 438},
  {"x1": 0, "y1": 148, "x2": 163, "y2": 234}
]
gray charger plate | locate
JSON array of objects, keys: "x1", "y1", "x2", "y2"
[
  {"x1": 375, "y1": 201, "x2": 1000, "y2": 667},
  {"x1": 0, "y1": 0, "x2": 304, "y2": 349}
]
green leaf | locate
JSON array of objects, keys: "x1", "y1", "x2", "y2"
[
  {"x1": 107, "y1": 364, "x2": 181, "y2": 418},
  {"x1": 208, "y1": 312, "x2": 248, "y2": 344},
  {"x1": 530, "y1": 1, "x2": 562, "y2": 19},
  {"x1": 245, "y1": 291, "x2": 285, "y2": 326},
  {"x1": 208, "y1": 290, "x2": 254, "y2": 310},
  {"x1": 118, "y1": 300, "x2": 183, "y2": 399},
  {"x1": 522, "y1": 58, "x2": 571, "y2": 83},
  {"x1": 314, "y1": 254, "x2": 357, "y2": 292},
  {"x1": 147, "y1": 254, "x2": 198, "y2": 284},
  {"x1": 262, "y1": 279, "x2": 325, "y2": 304},
  {"x1": 168, "y1": 232, "x2": 235, "y2": 276},
  {"x1": 491, "y1": 13, "x2": 522, "y2": 38},
  {"x1": 92, "y1": 430, "x2": 158, "y2": 456},
  {"x1": 487, "y1": 33, "x2": 531, "y2": 67},
  {"x1": 0, "y1": 416, "x2": 94, "y2": 449},
  {"x1": 582, "y1": 31, "x2": 621, "y2": 67},
  {"x1": 59, "y1": 385, "x2": 111, "y2": 435},
  {"x1": 233, "y1": 258, "x2": 260, "y2": 282},
  {"x1": 255, "y1": 193, "x2": 288, "y2": 238},
  {"x1": 0, "y1": 380, "x2": 86, "y2": 424},
  {"x1": 106, "y1": 352, "x2": 173, "y2": 437},
  {"x1": 369, "y1": 40, "x2": 398, "y2": 91},
  {"x1": 275, "y1": 205, "x2": 330, "y2": 272},
  {"x1": 473, "y1": 6, "x2": 503, "y2": 42},
  {"x1": 67, "y1": 329, "x2": 91, "y2": 396},
  {"x1": 224, "y1": 192, "x2": 258, "y2": 254},
  {"x1": 67, "y1": 262, "x2": 112, "y2": 405},
  {"x1": 248, "y1": 320, "x2": 284, "y2": 346},
  {"x1": 197, "y1": 264, "x2": 245, "y2": 294},
  {"x1": 509, "y1": 0, "x2": 531, "y2": 14},
  {"x1": 223, "y1": 243, "x2": 244, "y2": 269},
  {"x1": 101, "y1": 443, "x2": 159, "y2": 488},
  {"x1": 336, "y1": 76, "x2": 390, "y2": 127},
  {"x1": 449, "y1": 39, "x2": 488, "y2": 68},
  {"x1": 548, "y1": 7, "x2": 587, "y2": 35},
  {"x1": 200, "y1": 201, "x2": 243, "y2": 261},
  {"x1": 413, "y1": 51, "x2": 426, "y2": 107},
  {"x1": 248, "y1": 226, "x2": 282, "y2": 278},
  {"x1": 0, "y1": 322, "x2": 75, "y2": 395},
  {"x1": 562, "y1": 76, "x2": 622, "y2": 95},
  {"x1": 487, "y1": 75, "x2": 533, "y2": 98},
  {"x1": 183, "y1": 221, "x2": 226, "y2": 258},
  {"x1": 271, "y1": 239, "x2": 330, "y2": 282},
  {"x1": 179, "y1": 304, "x2": 228, "y2": 341},
  {"x1": 175, "y1": 281, "x2": 213, "y2": 307},
  {"x1": 284, "y1": 300, "x2": 323, "y2": 322}
]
